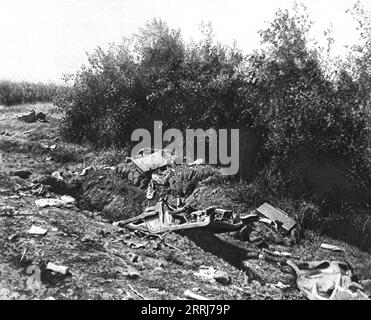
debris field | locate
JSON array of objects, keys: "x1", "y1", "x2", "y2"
[{"x1": 1, "y1": 106, "x2": 370, "y2": 300}]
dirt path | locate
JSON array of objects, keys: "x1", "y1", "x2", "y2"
[{"x1": 0, "y1": 104, "x2": 370, "y2": 300}]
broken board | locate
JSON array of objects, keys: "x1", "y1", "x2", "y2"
[
  {"x1": 256, "y1": 203, "x2": 296, "y2": 233},
  {"x1": 131, "y1": 151, "x2": 173, "y2": 173}
]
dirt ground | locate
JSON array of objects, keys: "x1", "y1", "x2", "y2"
[{"x1": 0, "y1": 103, "x2": 370, "y2": 300}]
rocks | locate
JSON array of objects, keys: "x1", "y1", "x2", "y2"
[
  {"x1": 194, "y1": 267, "x2": 231, "y2": 285},
  {"x1": 9, "y1": 169, "x2": 32, "y2": 179},
  {"x1": 27, "y1": 225, "x2": 47, "y2": 235},
  {"x1": 17, "y1": 110, "x2": 47, "y2": 123},
  {"x1": 36, "y1": 112, "x2": 47, "y2": 122},
  {"x1": 214, "y1": 271, "x2": 231, "y2": 285},
  {"x1": 124, "y1": 269, "x2": 140, "y2": 280},
  {"x1": 17, "y1": 110, "x2": 36, "y2": 123}
]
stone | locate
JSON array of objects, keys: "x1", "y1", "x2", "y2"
[
  {"x1": 27, "y1": 225, "x2": 47, "y2": 235},
  {"x1": 10, "y1": 169, "x2": 32, "y2": 179},
  {"x1": 124, "y1": 269, "x2": 140, "y2": 280},
  {"x1": 214, "y1": 271, "x2": 231, "y2": 285}
]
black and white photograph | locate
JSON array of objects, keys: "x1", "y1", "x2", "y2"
[{"x1": 0, "y1": 0, "x2": 370, "y2": 308}]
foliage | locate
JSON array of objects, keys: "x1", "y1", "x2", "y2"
[
  {"x1": 56, "y1": 5, "x2": 371, "y2": 189},
  {"x1": 238, "y1": 4, "x2": 370, "y2": 185},
  {"x1": 0, "y1": 80, "x2": 62, "y2": 106}
]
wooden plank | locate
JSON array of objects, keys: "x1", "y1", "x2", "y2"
[{"x1": 256, "y1": 203, "x2": 296, "y2": 233}]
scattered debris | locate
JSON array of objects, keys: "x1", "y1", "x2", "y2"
[
  {"x1": 128, "y1": 284, "x2": 146, "y2": 300},
  {"x1": 8, "y1": 233, "x2": 20, "y2": 241},
  {"x1": 287, "y1": 260, "x2": 370, "y2": 300},
  {"x1": 256, "y1": 203, "x2": 296, "y2": 233},
  {"x1": 194, "y1": 266, "x2": 216, "y2": 281},
  {"x1": 262, "y1": 248, "x2": 293, "y2": 259},
  {"x1": 131, "y1": 149, "x2": 175, "y2": 174},
  {"x1": 41, "y1": 143, "x2": 56, "y2": 151},
  {"x1": 151, "y1": 171, "x2": 171, "y2": 185},
  {"x1": 80, "y1": 166, "x2": 94, "y2": 176},
  {"x1": 30, "y1": 184, "x2": 51, "y2": 196},
  {"x1": 146, "y1": 180, "x2": 155, "y2": 200},
  {"x1": 51, "y1": 171, "x2": 64, "y2": 181},
  {"x1": 102, "y1": 165, "x2": 116, "y2": 171},
  {"x1": 124, "y1": 269, "x2": 140, "y2": 280},
  {"x1": 194, "y1": 267, "x2": 231, "y2": 285},
  {"x1": 320, "y1": 243, "x2": 345, "y2": 253},
  {"x1": 239, "y1": 213, "x2": 260, "y2": 223},
  {"x1": 114, "y1": 199, "x2": 243, "y2": 234},
  {"x1": 17, "y1": 111, "x2": 46, "y2": 123},
  {"x1": 163, "y1": 241, "x2": 182, "y2": 252},
  {"x1": 126, "y1": 240, "x2": 146, "y2": 249},
  {"x1": 245, "y1": 251, "x2": 260, "y2": 259},
  {"x1": 2, "y1": 107, "x2": 371, "y2": 301},
  {"x1": 258, "y1": 217, "x2": 280, "y2": 231},
  {"x1": 27, "y1": 225, "x2": 47, "y2": 235},
  {"x1": 22, "y1": 129, "x2": 34, "y2": 135},
  {"x1": 259, "y1": 252, "x2": 287, "y2": 264},
  {"x1": 20, "y1": 248, "x2": 27, "y2": 262},
  {"x1": 275, "y1": 281, "x2": 290, "y2": 290},
  {"x1": 17, "y1": 110, "x2": 36, "y2": 123},
  {"x1": 184, "y1": 289, "x2": 210, "y2": 300},
  {"x1": 35, "y1": 195, "x2": 76, "y2": 208},
  {"x1": 46, "y1": 262, "x2": 69, "y2": 275}
]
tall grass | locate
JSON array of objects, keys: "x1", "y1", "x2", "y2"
[{"x1": 0, "y1": 80, "x2": 64, "y2": 106}]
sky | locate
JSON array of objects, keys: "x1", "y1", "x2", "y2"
[{"x1": 0, "y1": 0, "x2": 369, "y2": 84}]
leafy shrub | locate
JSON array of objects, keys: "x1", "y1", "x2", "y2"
[
  {"x1": 56, "y1": 7, "x2": 371, "y2": 196},
  {"x1": 238, "y1": 6, "x2": 370, "y2": 185}
]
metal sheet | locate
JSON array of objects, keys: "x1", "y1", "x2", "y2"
[
  {"x1": 256, "y1": 202, "x2": 296, "y2": 233},
  {"x1": 132, "y1": 150, "x2": 172, "y2": 173}
]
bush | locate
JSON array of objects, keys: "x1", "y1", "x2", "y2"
[
  {"x1": 55, "y1": 20, "x2": 244, "y2": 147},
  {"x1": 56, "y1": 10, "x2": 371, "y2": 200}
]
